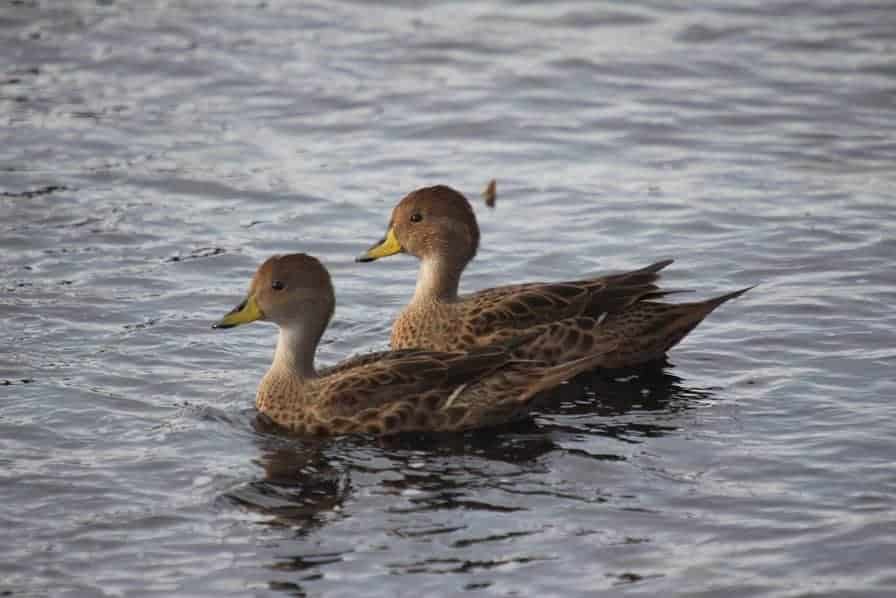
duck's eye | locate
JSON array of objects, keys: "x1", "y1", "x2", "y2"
[
  {"x1": 410, "y1": 213, "x2": 423, "y2": 223},
  {"x1": 271, "y1": 280, "x2": 285, "y2": 291}
]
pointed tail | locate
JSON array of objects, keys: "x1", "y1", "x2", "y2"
[
  {"x1": 702, "y1": 285, "x2": 754, "y2": 310},
  {"x1": 647, "y1": 285, "x2": 754, "y2": 359},
  {"x1": 641, "y1": 258, "x2": 674, "y2": 273},
  {"x1": 518, "y1": 284, "x2": 753, "y2": 400}
]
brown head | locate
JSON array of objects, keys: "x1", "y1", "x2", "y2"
[
  {"x1": 213, "y1": 253, "x2": 335, "y2": 331},
  {"x1": 356, "y1": 185, "x2": 480, "y2": 267}
]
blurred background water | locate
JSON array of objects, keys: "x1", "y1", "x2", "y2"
[{"x1": 2, "y1": 1, "x2": 895, "y2": 596}]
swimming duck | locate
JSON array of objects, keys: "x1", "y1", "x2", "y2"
[
  {"x1": 213, "y1": 253, "x2": 617, "y2": 435},
  {"x1": 357, "y1": 185, "x2": 750, "y2": 368}
]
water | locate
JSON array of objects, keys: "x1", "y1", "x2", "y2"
[{"x1": 2, "y1": 1, "x2": 895, "y2": 596}]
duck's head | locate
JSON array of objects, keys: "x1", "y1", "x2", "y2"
[
  {"x1": 213, "y1": 253, "x2": 335, "y2": 330},
  {"x1": 356, "y1": 185, "x2": 480, "y2": 266}
]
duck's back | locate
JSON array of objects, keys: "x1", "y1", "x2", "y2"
[{"x1": 389, "y1": 260, "x2": 673, "y2": 353}]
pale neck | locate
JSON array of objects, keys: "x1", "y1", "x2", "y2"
[
  {"x1": 271, "y1": 323, "x2": 321, "y2": 380},
  {"x1": 413, "y1": 256, "x2": 465, "y2": 303}
]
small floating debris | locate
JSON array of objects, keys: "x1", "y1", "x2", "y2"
[
  {"x1": 481, "y1": 179, "x2": 497, "y2": 208},
  {"x1": 124, "y1": 318, "x2": 158, "y2": 331},
  {"x1": 1, "y1": 185, "x2": 69, "y2": 199},
  {"x1": 166, "y1": 247, "x2": 226, "y2": 263}
]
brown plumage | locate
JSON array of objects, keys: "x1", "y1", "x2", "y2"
[
  {"x1": 213, "y1": 253, "x2": 618, "y2": 436},
  {"x1": 357, "y1": 185, "x2": 750, "y2": 367}
]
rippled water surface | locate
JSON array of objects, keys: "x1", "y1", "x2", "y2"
[{"x1": 3, "y1": 1, "x2": 895, "y2": 596}]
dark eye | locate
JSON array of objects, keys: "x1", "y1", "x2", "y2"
[
  {"x1": 271, "y1": 280, "x2": 285, "y2": 291},
  {"x1": 410, "y1": 213, "x2": 423, "y2": 223}
]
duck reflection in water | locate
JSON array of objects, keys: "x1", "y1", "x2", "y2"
[
  {"x1": 224, "y1": 430, "x2": 351, "y2": 532},
  {"x1": 534, "y1": 360, "x2": 715, "y2": 436}
]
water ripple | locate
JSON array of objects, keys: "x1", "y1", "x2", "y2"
[{"x1": 2, "y1": 0, "x2": 895, "y2": 596}]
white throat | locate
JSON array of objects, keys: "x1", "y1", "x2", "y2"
[
  {"x1": 273, "y1": 323, "x2": 318, "y2": 379},
  {"x1": 413, "y1": 257, "x2": 461, "y2": 303}
]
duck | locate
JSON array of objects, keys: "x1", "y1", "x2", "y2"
[
  {"x1": 212, "y1": 253, "x2": 618, "y2": 436},
  {"x1": 356, "y1": 185, "x2": 750, "y2": 368}
]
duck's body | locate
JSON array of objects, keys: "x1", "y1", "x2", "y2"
[
  {"x1": 256, "y1": 346, "x2": 584, "y2": 435},
  {"x1": 214, "y1": 253, "x2": 615, "y2": 436},
  {"x1": 358, "y1": 185, "x2": 749, "y2": 368}
]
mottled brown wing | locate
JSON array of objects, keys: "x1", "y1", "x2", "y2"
[
  {"x1": 462, "y1": 259, "x2": 676, "y2": 333},
  {"x1": 463, "y1": 283, "x2": 593, "y2": 338},
  {"x1": 465, "y1": 259, "x2": 672, "y2": 300},
  {"x1": 318, "y1": 348, "x2": 436, "y2": 378},
  {"x1": 482, "y1": 315, "x2": 614, "y2": 366},
  {"x1": 316, "y1": 342, "x2": 519, "y2": 419}
]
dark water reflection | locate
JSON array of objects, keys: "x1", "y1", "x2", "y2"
[{"x1": 3, "y1": 0, "x2": 896, "y2": 596}]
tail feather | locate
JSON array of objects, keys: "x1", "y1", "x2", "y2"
[
  {"x1": 598, "y1": 284, "x2": 753, "y2": 368},
  {"x1": 652, "y1": 285, "x2": 754, "y2": 320},
  {"x1": 641, "y1": 258, "x2": 674, "y2": 273},
  {"x1": 637, "y1": 288, "x2": 694, "y2": 301},
  {"x1": 594, "y1": 259, "x2": 674, "y2": 288},
  {"x1": 701, "y1": 285, "x2": 754, "y2": 312},
  {"x1": 519, "y1": 284, "x2": 753, "y2": 400},
  {"x1": 650, "y1": 285, "x2": 754, "y2": 357}
]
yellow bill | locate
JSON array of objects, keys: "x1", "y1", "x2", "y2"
[
  {"x1": 213, "y1": 293, "x2": 264, "y2": 329},
  {"x1": 356, "y1": 227, "x2": 402, "y2": 262}
]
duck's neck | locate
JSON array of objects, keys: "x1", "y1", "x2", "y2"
[
  {"x1": 272, "y1": 323, "x2": 321, "y2": 380},
  {"x1": 413, "y1": 256, "x2": 464, "y2": 303}
]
